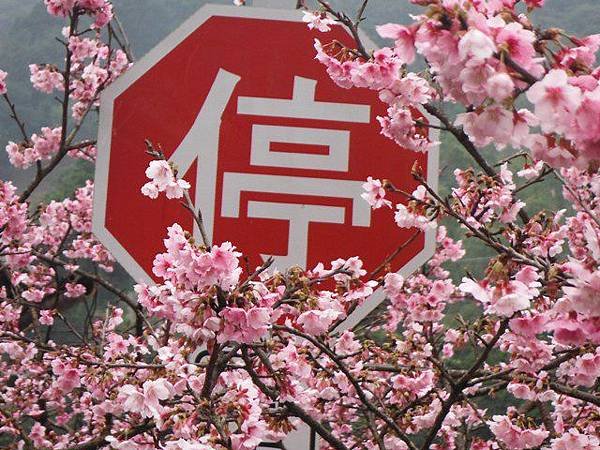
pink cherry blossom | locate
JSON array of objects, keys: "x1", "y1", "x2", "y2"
[
  {"x1": 64, "y1": 282, "x2": 86, "y2": 298},
  {"x1": 142, "y1": 378, "x2": 174, "y2": 417},
  {"x1": 486, "y1": 72, "x2": 515, "y2": 102},
  {"x1": 549, "y1": 429, "x2": 599, "y2": 450},
  {"x1": 92, "y1": 3, "x2": 113, "y2": 28},
  {"x1": 378, "y1": 104, "x2": 432, "y2": 152},
  {"x1": 145, "y1": 160, "x2": 173, "y2": 188},
  {"x1": 0, "y1": 70, "x2": 7, "y2": 95},
  {"x1": 379, "y1": 72, "x2": 434, "y2": 106},
  {"x1": 78, "y1": 0, "x2": 109, "y2": 10},
  {"x1": 455, "y1": 106, "x2": 514, "y2": 149},
  {"x1": 39, "y1": 310, "x2": 55, "y2": 326},
  {"x1": 562, "y1": 260, "x2": 600, "y2": 318},
  {"x1": 458, "y1": 29, "x2": 496, "y2": 61},
  {"x1": 334, "y1": 331, "x2": 361, "y2": 355},
  {"x1": 6, "y1": 127, "x2": 62, "y2": 169},
  {"x1": 495, "y1": 22, "x2": 536, "y2": 68},
  {"x1": 517, "y1": 161, "x2": 544, "y2": 180},
  {"x1": 302, "y1": 11, "x2": 336, "y2": 32},
  {"x1": 297, "y1": 308, "x2": 342, "y2": 335},
  {"x1": 44, "y1": 0, "x2": 75, "y2": 17},
  {"x1": 142, "y1": 159, "x2": 190, "y2": 200},
  {"x1": 350, "y1": 48, "x2": 401, "y2": 90},
  {"x1": 120, "y1": 379, "x2": 174, "y2": 419},
  {"x1": 489, "y1": 415, "x2": 549, "y2": 449},
  {"x1": 29, "y1": 64, "x2": 64, "y2": 93},
  {"x1": 361, "y1": 176, "x2": 392, "y2": 209},
  {"x1": 219, "y1": 307, "x2": 271, "y2": 344},
  {"x1": 526, "y1": 69, "x2": 582, "y2": 134},
  {"x1": 141, "y1": 181, "x2": 160, "y2": 199},
  {"x1": 120, "y1": 384, "x2": 147, "y2": 416},
  {"x1": 459, "y1": 278, "x2": 532, "y2": 317},
  {"x1": 574, "y1": 85, "x2": 600, "y2": 143},
  {"x1": 30, "y1": 422, "x2": 51, "y2": 448},
  {"x1": 376, "y1": 23, "x2": 416, "y2": 64},
  {"x1": 524, "y1": 0, "x2": 544, "y2": 7}
]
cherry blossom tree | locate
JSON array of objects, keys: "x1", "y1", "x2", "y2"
[{"x1": 1, "y1": 1, "x2": 599, "y2": 449}]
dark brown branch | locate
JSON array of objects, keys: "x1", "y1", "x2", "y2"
[
  {"x1": 241, "y1": 349, "x2": 350, "y2": 450},
  {"x1": 368, "y1": 230, "x2": 421, "y2": 279},
  {"x1": 275, "y1": 325, "x2": 418, "y2": 450},
  {"x1": 19, "y1": 14, "x2": 77, "y2": 204},
  {"x1": 2, "y1": 93, "x2": 30, "y2": 142},
  {"x1": 182, "y1": 189, "x2": 212, "y2": 248},
  {"x1": 67, "y1": 139, "x2": 96, "y2": 151},
  {"x1": 414, "y1": 175, "x2": 546, "y2": 270},
  {"x1": 63, "y1": 419, "x2": 153, "y2": 450},
  {"x1": 420, "y1": 319, "x2": 509, "y2": 450},
  {"x1": 316, "y1": 0, "x2": 371, "y2": 59},
  {"x1": 501, "y1": 53, "x2": 539, "y2": 85},
  {"x1": 200, "y1": 340, "x2": 221, "y2": 398},
  {"x1": 34, "y1": 252, "x2": 153, "y2": 336}
]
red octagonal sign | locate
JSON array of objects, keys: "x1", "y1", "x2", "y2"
[{"x1": 93, "y1": 3, "x2": 439, "y2": 331}]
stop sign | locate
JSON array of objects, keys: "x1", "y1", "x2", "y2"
[{"x1": 93, "y1": 3, "x2": 439, "y2": 331}]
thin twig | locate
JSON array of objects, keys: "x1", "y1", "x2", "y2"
[{"x1": 2, "y1": 93, "x2": 30, "y2": 142}]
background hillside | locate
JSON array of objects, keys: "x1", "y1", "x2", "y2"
[{"x1": 0, "y1": 0, "x2": 596, "y2": 290}]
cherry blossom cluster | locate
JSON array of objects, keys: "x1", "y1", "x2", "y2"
[
  {"x1": 305, "y1": 0, "x2": 600, "y2": 447},
  {"x1": 312, "y1": 0, "x2": 600, "y2": 171},
  {"x1": 314, "y1": 39, "x2": 437, "y2": 152},
  {"x1": 1, "y1": 0, "x2": 600, "y2": 449},
  {"x1": 0, "y1": 179, "x2": 113, "y2": 327},
  {"x1": 28, "y1": 14, "x2": 129, "y2": 124},
  {"x1": 5, "y1": 126, "x2": 61, "y2": 169},
  {"x1": 141, "y1": 160, "x2": 191, "y2": 200},
  {"x1": 66, "y1": 30, "x2": 130, "y2": 122},
  {"x1": 5, "y1": 1, "x2": 129, "y2": 173},
  {"x1": 44, "y1": 0, "x2": 113, "y2": 28}
]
